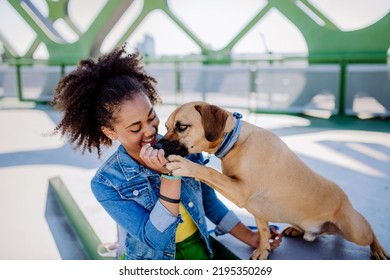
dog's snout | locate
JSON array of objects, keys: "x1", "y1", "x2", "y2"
[
  {"x1": 153, "y1": 142, "x2": 164, "y2": 150},
  {"x1": 153, "y1": 138, "x2": 189, "y2": 157}
]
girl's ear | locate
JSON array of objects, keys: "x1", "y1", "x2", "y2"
[
  {"x1": 101, "y1": 126, "x2": 116, "y2": 140},
  {"x1": 194, "y1": 104, "x2": 228, "y2": 142}
]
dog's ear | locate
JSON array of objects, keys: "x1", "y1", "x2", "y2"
[{"x1": 194, "y1": 104, "x2": 228, "y2": 142}]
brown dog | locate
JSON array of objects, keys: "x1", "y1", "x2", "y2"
[{"x1": 157, "y1": 101, "x2": 389, "y2": 260}]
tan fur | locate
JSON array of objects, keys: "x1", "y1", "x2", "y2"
[{"x1": 163, "y1": 102, "x2": 389, "y2": 260}]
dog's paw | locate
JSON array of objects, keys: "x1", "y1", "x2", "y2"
[
  {"x1": 282, "y1": 227, "x2": 303, "y2": 238},
  {"x1": 370, "y1": 250, "x2": 390, "y2": 260},
  {"x1": 370, "y1": 244, "x2": 390, "y2": 260},
  {"x1": 250, "y1": 248, "x2": 270, "y2": 260}
]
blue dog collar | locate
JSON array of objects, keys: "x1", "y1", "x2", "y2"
[{"x1": 214, "y1": 112, "x2": 242, "y2": 159}]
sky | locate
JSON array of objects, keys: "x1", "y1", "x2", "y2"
[{"x1": 0, "y1": 0, "x2": 389, "y2": 58}]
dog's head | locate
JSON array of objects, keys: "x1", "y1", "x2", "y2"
[{"x1": 154, "y1": 102, "x2": 229, "y2": 157}]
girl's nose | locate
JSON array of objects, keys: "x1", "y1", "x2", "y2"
[{"x1": 145, "y1": 124, "x2": 156, "y2": 136}]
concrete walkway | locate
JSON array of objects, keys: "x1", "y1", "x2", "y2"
[{"x1": 0, "y1": 97, "x2": 389, "y2": 260}]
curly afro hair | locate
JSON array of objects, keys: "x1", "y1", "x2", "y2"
[{"x1": 52, "y1": 45, "x2": 161, "y2": 158}]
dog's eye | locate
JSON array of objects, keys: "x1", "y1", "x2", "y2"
[{"x1": 176, "y1": 125, "x2": 189, "y2": 133}]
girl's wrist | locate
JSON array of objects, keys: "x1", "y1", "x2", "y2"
[
  {"x1": 159, "y1": 174, "x2": 181, "y2": 198},
  {"x1": 161, "y1": 174, "x2": 181, "y2": 180}
]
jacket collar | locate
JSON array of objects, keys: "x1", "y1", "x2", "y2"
[{"x1": 117, "y1": 145, "x2": 143, "y2": 180}]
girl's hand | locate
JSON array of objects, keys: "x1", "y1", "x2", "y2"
[
  {"x1": 245, "y1": 227, "x2": 282, "y2": 250},
  {"x1": 140, "y1": 144, "x2": 170, "y2": 174},
  {"x1": 269, "y1": 226, "x2": 283, "y2": 250}
]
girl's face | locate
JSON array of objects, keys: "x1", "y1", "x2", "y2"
[{"x1": 102, "y1": 92, "x2": 160, "y2": 162}]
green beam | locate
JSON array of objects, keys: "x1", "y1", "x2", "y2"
[
  {"x1": 223, "y1": 3, "x2": 272, "y2": 53},
  {"x1": 269, "y1": 0, "x2": 390, "y2": 63},
  {"x1": 4, "y1": 0, "x2": 390, "y2": 64},
  {"x1": 49, "y1": 176, "x2": 111, "y2": 260}
]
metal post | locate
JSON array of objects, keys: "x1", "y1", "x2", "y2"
[
  {"x1": 15, "y1": 61, "x2": 23, "y2": 102},
  {"x1": 174, "y1": 62, "x2": 181, "y2": 105},
  {"x1": 338, "y1": 61, "x2": 347, "y2": 116}
]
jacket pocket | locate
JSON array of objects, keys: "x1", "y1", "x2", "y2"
[
  {"x1": 116, "y1": 180, "x2": 154, "y2": 211},
  {"x1": 125, "y1": 236, "x2": 163, "y2": 260}
]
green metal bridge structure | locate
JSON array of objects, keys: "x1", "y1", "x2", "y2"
[
  {"x1": 1, "y1": 0, "x2": 390, "y2": 117},
  {"x1": 1, "y1": 1, "x2": 390, "y2": 261}
]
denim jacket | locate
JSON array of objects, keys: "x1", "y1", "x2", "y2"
[{"x1": 91, "y1": 144, "x2": 240, "y2": 260}]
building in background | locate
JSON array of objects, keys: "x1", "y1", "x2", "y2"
[{"x1": 136, "y1": 34, "x2": 156, "y2": 59}]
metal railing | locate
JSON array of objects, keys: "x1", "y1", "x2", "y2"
[{"x1": 1, "y1": 59, "x2": 389, "y2": 118}]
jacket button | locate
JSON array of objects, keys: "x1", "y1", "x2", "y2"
[
  {"x1": 133, "y1": 190, "x2": 139, "y2": 196},
  {"x1": 188, "y1": 202, "x2": 194, "y2": 208}
]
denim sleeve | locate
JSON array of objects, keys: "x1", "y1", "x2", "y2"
[
  {"x1": 214, "y1": 210, "x2": 240, "y2": 236},
  {"x1": 149, "y1": 200, "x2": 181, "y2": 232},
  {"x1": 91, "y1": 177, "x2": 180, "y2": 251}
]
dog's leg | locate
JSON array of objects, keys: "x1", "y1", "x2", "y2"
[
  {"x1": 282, "y1": 226, "x2": 304, "y2": 238},
  {"x1": 370, "y1": 235, "x2": 390, "y2": 260},
  {"x1": 282, "y1": 226, "x2": 320, "y2": 242},
  {"x1": 283, "y1": 225, "x2": 322, "y2": 242},
  {"x1": 250, "y1": 219, "x2": 271, "y2": 260},
  {"x1": 167, "y1": 155, "x2": 250, "y2": 207},
  {"x1": 195, "y1": 167, "x2": 249, "y2": 207},
  {"x1": 335, "y1": 203, "x2": 389, "y2": 260}
]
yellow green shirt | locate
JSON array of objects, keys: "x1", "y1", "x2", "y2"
[{"x1": 175, "y1": 203, "x2": 198, "y2": 243}]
